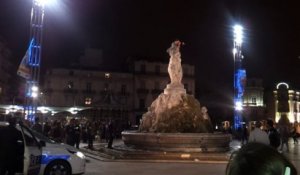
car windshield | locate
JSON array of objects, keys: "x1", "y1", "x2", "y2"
[{"x1": 30, "y1": 129, "x2": 56, "y2": 144}]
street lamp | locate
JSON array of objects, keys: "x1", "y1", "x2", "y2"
[{"x1": 233, "y1": 24, "x2": 247, "y2": 130}]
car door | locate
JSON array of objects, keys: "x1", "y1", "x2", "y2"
[{"x1": 19, "y1": 124, "x2": 42, "y2": 175}]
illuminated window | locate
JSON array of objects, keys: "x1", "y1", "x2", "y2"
[
  {"x1": 252, "y1": 97, "x2": 256, "y2": 104},
  {"x1": 105, "y1": 73, "x2": 110, "y2": 78},
  {"x1": 0, "y1": 87, "x2": 2, "y2": 94},
  {"x1": 85, "y1": 97, "x2": 92, "y2": 105},
  {"x1": 67, "y1": 81, "x2": 74, "y2": 89}
]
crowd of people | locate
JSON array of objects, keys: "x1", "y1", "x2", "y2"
[
  {"x1": 28, "y1": 117, "x2": 120, "y2": 149},
  {"x1": 238, "y1": 119, "x2": 300, "y2": 152}
]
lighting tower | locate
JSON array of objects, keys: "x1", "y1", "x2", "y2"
[
  {"x1": 233, "y1": 25, "x2": 246, "y2": 130},
  {"x1": 24, "y1": 0, "x2": 46, "y2": 122}
]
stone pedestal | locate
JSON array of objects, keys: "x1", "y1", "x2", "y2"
[{"x1": 164, "y1": 83, "x2": 186, "y2": 95}]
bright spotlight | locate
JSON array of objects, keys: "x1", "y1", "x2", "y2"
[
  {"x1": 31, "y1": 85, "x2": 39, "y2": 92},
  {"x1": 235, "y1": 101, "x2": 243, "y2": 111},
  {"x1": 233, "y1": 25, "x2": 243, "y2": 45},
  {"x1": 34, "y1": 0, "x2": 57, "y2": 7}
]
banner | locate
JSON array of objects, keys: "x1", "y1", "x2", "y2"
[{"x1": 17, "y1": 39, "x2": 33, "y2": 79}]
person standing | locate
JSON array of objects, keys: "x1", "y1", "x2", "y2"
[
  {"x1": 267, "y1": 119, "x2": 281, "y2": 149},
  {"x1": 87, "y1": 122, "x2": 95, "y2": 149},
  {"x1": 0, "y1": 117, "x2": 24, "y2": 175},
  {"x1": 74, "y1": 120, "x2": 81, "y2": 149},
  {"x1": 248, "y1": 121, "x2": 270, "y2": 145},
  {"x1": 43, "y1": 121, "x2": 51, "y2": 137},
  {"x1": 31, "y1": 117, "x2": 43, "y2": 133},
  {"x1": 107, "y1": 120, "x2": 115, "y2": 149},
  {"x1": 279, "y1": 125, "x2": 290, "y2": 152},
  {"x1": 65, "y1": 119, "x2": 76, "y2": 146},
  {"x1": 241, "y1": 124, "x2": 248, "y2": 145}
]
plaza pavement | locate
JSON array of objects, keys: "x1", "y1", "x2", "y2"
[{"x1": 79, "y1": 138, "x2": 300, "y2": 164}]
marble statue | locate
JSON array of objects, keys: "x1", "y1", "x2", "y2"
[
  {"x1": 167, "y1": 40, "x2": 183, "y2": 85},
  {"x1": 138, "y1": 40, "x2": 213, "y2": 133}
]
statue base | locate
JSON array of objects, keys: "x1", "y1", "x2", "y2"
[{"x1": 164, "y1": 83, "x2": 186, "y2": 95}]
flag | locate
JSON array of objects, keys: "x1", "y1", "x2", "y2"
[{"x1": 17, "y1": 39, "x2": 33, "y2": 79}]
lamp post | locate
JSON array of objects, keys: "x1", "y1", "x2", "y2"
[
  {"x1": 233, "y1": 24, "x2": 247, "y2": 130},
  {"x1": 24, "y1": 0, "x2": 46, "y2": 122}
]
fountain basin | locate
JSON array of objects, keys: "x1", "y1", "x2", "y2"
[{"x1": 122, "y1": 131, "x2": 231, "y2": 153}]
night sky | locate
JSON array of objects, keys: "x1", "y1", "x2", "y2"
[{"x1": 0, "y1": 0, "x2": 300, "y2": 109}]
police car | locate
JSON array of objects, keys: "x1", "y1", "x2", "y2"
[{"x1": 0, "y1": 121, "x2": 86, "y2": 175}]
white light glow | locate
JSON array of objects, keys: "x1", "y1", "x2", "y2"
[
  {"x1": 31, "y1": 85, "x2": 39, "y2": 92},
  {"x1": 34, "y1": 0, "x2": 57, "y2": 7},
  {"x1": 69, "y1": 107, "x2": 79, "y2": 114},
  {"x1": 233, "y1": 48, "x2": 237, "y2": 55},
  {"x1": 235, "y1": 101, "x2": 243, "y2": 111},
  {"x1": 31, "y1": 92, "x2": 38, "y2": 98},
  {"x1": 276, "y1": 82, "x2": 289, "y2": 89},
  {"x1": 38, "y1": 106, "x2": 49, "y2": 114},
  {"x1": 234, "y1": 25, "x2": 243, "y2": 45}
]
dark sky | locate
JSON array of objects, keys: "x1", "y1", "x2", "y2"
[{"x1": 0, "y1": 0, "x2": 300, "y2": 102}]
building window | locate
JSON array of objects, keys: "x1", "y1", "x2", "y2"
[
  {"x1": 139, "y1": 99, "x2": 145, "y2": 109},
  {"x1": 141, "y1": 64, "x2": 146, "y2": 73},
  {"x1": 67, "y1": 81, "x2": 74, "y2": 89},
  {"x1": 154, "y1": 81, "x2": 160, "y2": 89},
  {"x1": 86, "y1": 82, "x2": 92, "y2": 92},
  {"x1": 121, "y1": 84, "x2": 127, "y2": 94},
  {"x1": 155, "y1": 65, "x2": 160, "y2": 74},
  {"x1": 85, "y1": 97, "x2": 92, "y2": 105},
  {"x1": 252, "y1": 97, "x2": 256, "y2": 104}
]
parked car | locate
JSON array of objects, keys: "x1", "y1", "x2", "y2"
[{"x1": 0, "y1": 121, "x2": 86, "y2": 175}]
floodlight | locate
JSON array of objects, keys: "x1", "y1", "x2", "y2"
[
  {"x1": 233, "y1": 25, "x2": 243, "y2": 45},
  {"x1": 34, "y1": 0, "x2": 57, "y2": 7},
  {"x1": 235, "y1": 101, "x2": 243, "y2": 111},
  {"x1": 31, "y1": 85, "x2": 39, "y2": 92}
]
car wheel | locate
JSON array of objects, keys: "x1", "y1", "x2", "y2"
[{"x1": 44, "y1": 160, "x2": 71, "y2": 175}]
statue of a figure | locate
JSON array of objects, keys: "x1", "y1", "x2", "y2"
[{"x1": 167, "y1": 40, "x2": 183, "y2": 85}]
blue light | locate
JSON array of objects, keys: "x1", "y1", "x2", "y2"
[
  {"x1": 41, "y1": 154, "x2": 70, "y2": 164},
  {"x1": 234, "y1": 68, "x2": 246, "y2": 129}
]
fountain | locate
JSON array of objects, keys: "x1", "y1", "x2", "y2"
[{"x1": 122, "y1": 40, "x2": 231, "y2": 154}]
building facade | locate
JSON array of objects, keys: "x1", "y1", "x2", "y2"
[
  {"x1": 42, "y1": 60, "x2": 195, "y2": 125},
  {"x1": 273, "y1": 82, "x2": 300, "y2": 123},
  {"x1": 242, "y1": 78, "x2": 266, "y2": 122},
  {"x1": 0, "y1": 39, "x2": 14, "y2": 104}
]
